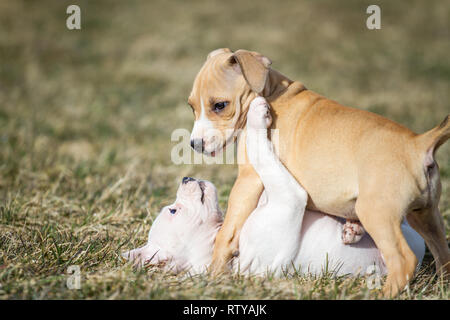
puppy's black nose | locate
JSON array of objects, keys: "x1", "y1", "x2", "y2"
[
  {"x1": 182, "y1": 176, "x2": 195, "y2": 184},
  {"x1": 190, "y1": 139, "x2": 204, "y2": 152}
]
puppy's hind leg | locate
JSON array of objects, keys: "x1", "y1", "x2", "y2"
[
  {"x1": 412, "y1": 114, "x2": 450, "y2": 275},
  {"x1": 407, "y1": 206, "x2": 450, "y2": 276},
  {"x1": 356, "y1": 196, "x2": 418, "y2": 297}
]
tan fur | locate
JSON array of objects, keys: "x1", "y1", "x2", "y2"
[{"x1": 188, "y1": 49, "x2": 450, "y2": 296}]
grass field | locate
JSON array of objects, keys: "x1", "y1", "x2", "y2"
[{"x1": 0, "y1": 0, "x2": 449, "y2": 299}]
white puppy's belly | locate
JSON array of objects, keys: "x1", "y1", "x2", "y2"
[
  {"x1": 294, "y1": 211, "x2": 425, "y2": 276},
  {"x1": 236, "y1": 207, "x2": 425, "y2": 277},
  {"x1": 295, "y1": 211, "x2": 386, "y2": 276},
  {"x1": 237, "y1": 207, "x2": 387, "y2": 276},
  {"x1": 238, "y1": 203, "x2": 303, "y2": 275}
]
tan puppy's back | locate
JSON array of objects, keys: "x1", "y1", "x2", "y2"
[{"x1": 270, "y1": 87, "x2": 430, "y2": 219}]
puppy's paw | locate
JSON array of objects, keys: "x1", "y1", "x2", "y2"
[
  {"x1": 247, "y1": 97, "x2": 272, "y2": 129},
  {"x1": 122, "y1": 249, "x2": 147, "y2": 267},
  {"x1": 122, "y1": 243, "x2": 164, "y2": 268},
  {"x1": 341, "y1": 220, "x2": 365, "y2": 244}
]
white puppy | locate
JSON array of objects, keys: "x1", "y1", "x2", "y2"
[
  {"x1": 123, "y1": 98, "x2": 425, "y2": 277},
  {"x1": 122, "y1": 177, "x2": 223, "y2": 274}
]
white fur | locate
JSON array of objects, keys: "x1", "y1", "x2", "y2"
[{"x1": 190, "y1": 97, "x2": 220, "y2": 154}]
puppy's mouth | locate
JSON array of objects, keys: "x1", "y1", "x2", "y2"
[
  {"x1": 181, "y1": 177, "x2": 207, "y2": 204},
  {"x1": 205, "y1": 150, "x2": 216, "y2": 157},
  {"x1": 205, "y1": 134, "x2": 236, "y2": 157},
  {"x1": 198, "y1": 181, "x2": 206, "y2": 204}
]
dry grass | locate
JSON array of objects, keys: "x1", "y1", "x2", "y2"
[{"x1": 0, "y1": 0, "x2": 449, "y2": 299}]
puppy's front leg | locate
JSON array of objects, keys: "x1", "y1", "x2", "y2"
[{"x1": 210, "y1": 156, "x2": 263, "y2": 273}]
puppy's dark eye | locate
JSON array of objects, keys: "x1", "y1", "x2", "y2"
[
  {"x1": 169, "y1": 208, "x2": 177, "y2": 214},
  {"x1": 213, "y1": 101, "x2": 229, "y2": 113}
]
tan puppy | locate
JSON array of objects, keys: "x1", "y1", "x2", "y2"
[{"x1": 187, "y1": 48, "x2": 450, "y2": 296}]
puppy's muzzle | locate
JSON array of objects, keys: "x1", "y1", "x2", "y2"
[
  {"x1": 190, "y1": 139, "x2": 204, "y2": 153},
  {"x1": 182, "y1": 176, "x2": 195, "y2": 184}
]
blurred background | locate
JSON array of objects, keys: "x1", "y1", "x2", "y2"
[{"x1": 0, "y1": 0, "x2": 448, "y2": 299}]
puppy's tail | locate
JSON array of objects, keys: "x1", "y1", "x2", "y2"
[{"x1": 416, "y1": 115, "x2": 450, "y2": 156}]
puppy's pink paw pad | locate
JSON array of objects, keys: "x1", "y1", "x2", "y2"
[
  {"x1": 341, "y1": 220, "x2": 365, "y2": 244},
  {"x1": 248, "y1": 97, "x2": 272, "y2": 129}
]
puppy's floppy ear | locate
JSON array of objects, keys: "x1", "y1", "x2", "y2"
[
  {"x1": 229, "y1": 49, "x2": 272, "y2": 94},
  {"x1": 207, "y1": 48, "x2": 231, "y2": 60}
]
